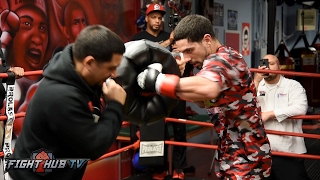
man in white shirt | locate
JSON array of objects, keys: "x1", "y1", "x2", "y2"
[{"x1": 254, "y1": 54, "x2": 310, "y2": 180}]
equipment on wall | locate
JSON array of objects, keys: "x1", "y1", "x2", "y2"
[
  {"x1": 291, "y1": 10, "x2": 311, "y2": 51},
  {"x1": 290, "y1": 7, "x2": 320, "y2": 107},
  {"x1": 311, "y1": 8, "x2": 320, "y2": 46},
  {"x1": 168, "y1": 13, "x2": 181, "y2": 29},
  {"x1": 167, "y1": 0, "x2": 192, "y2": 29},
  {"x1": 275, "y1": 4, "x2": 294, "y2": 74}
]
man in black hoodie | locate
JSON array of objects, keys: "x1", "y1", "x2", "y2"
[{"x1": 8, "y1": 25, "x2": 126, "y2": 180}]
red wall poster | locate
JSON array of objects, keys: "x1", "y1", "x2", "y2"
[{"x1": 242, "y1": 22, "x2": 250, "y2": 56}]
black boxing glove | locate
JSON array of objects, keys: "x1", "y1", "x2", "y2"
[{"x1": 137, "y1": 63, "x2": 180, "y2": 99}]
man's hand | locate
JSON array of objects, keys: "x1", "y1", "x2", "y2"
[
  {"x1": 137, "y1": 63, "x2": 180, "y2": 98},
  {"x1": 160, "y1": 31, "x2": 174, "y2": 48},
  {"x1": 171, "y1": 43, "x2": 178, "y2": 52},
  {"x1": 254, "y1": 66, "x2": 268, "y2": 89},
  {"x1": 172, "y1": 52, "x2": 186, "y2": 75},
  {"x1": 169, "y1": 31, "x2": 174, "y2": 43},
  {"x1": 102, "y1": 79, "x2": 127, "y2": 105},
  {"x1": 261, "y1": 111, "x2": 275, "y2": 123},
  {"x1": 8, "y1": 67, "x2": 24, "y2": 79}
]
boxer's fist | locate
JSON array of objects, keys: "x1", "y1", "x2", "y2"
[
  {"x1": 137, "y1": 63, "x2": 163, "y2": 91},
  {"x1": 0, "y1": 9, "x2": 20, "y2": 48},
  {"x1": 137, "y1": 63, "x2": 180, "y2": 98},
  {"x1": 102, "y1": 79, "x2": 126, "y2": 105}
]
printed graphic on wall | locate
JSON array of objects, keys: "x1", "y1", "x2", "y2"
[
  {"x1": 242, "y1": 23, "x2": 250, "y2": 56},
  {"x1": 213, "y1": 2, "x2": 223, "y2": 26},
  {"x1": 227, "y1": 9, "x2": 238, "y2": 30},
  {"x1": 0, "y1": 0, "x2": 140, "y2": 122}
]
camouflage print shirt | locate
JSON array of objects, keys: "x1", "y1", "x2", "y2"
[{"x1": 196, "y1": 46, "x2": 272, "y2": 180}]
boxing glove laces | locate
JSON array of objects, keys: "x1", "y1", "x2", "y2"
[{"x1": 137, "y1": 63, "x2": 180, "y2": 99}]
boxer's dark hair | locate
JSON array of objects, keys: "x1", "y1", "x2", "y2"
[
  {"x1": 174, "y1": 14, "x2": 216, "y2": 43},
  {"x1": 73, "y1": 25, "x2": 125, "y2": 62}
]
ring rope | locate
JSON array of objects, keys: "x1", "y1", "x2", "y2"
[
  {"x1": 250, "y1": 68, "x2": 320, "y2": 78},
  {"x1": 0, "y1": 113, "x2": 25, "y2": 121},
  {"x1": 165, "y1": 140, "x2": 320, "y2": 160},
  {"x1": 87, "y1": 140, "x2": 140, "y2": 165},
  {"x1": 0, "y1": 68, "x2": 319, "y2": 79},
  {"x1": 165, "y1": 118, "x2": 320, "y2": 139},
  {"x1": 0, "y1": 70, "x2": 43, "y2": 78},
  {"x1": 302, "y1": 124, "x2": 320, "y2": 130},
  {"x1": 265, "y1": 129, "x2": 320, "y2": 139},
  {"x1": 0, "y1": 67, "x2": 319, "y2": 171},
  {"x1": 0, "y1": 114, "x2": 317, "y2": 122}
]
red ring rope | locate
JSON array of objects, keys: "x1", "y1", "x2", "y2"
[
  {"x1": 250, "y1": 68, "x2": 320, "y2": 78},
  {"x1": 0, "y1": 68, "x2": 320, "y2": 168}
]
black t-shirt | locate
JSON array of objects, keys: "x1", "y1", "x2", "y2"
[{"x1": 131, "y1": 30, "x2": 171, "y2": 50}]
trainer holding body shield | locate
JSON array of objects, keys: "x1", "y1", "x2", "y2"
[{"x1": 9, "y1": 25, "x2": 126, "y2": 180}]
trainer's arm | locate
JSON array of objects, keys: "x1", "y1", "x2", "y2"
[
  {"x1": 51, "y1": 92, "x2": 123, "y2": 160},
  {"x1": 160, "y1": 31, "x2": 174, "y2": 48}
]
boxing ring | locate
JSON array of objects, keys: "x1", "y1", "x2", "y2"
[{"x1": 0, "y1": 67, "x2": 320, "y2": 180}]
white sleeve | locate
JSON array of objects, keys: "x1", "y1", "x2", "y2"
[{"x1": 274, "y1": 81, "x2": 308, "y2": 122}]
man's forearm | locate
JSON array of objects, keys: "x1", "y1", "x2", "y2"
[
  {"x1": 160, "y1": 38, "x2": 173, "y2": 48},
  {"x1": 262, "y1": 111, "x2": 275, "y2": 122}
]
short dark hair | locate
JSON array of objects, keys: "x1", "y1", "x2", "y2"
[
  {"x1": 73, "y1": 25, "x2": 125, "y2": 63},
  {"x1": 174, "y1": 15, "x2": 216, "y2": 43}
]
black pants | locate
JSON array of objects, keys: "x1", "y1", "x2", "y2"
[
  {"x1": 266, "y1": 155, "x2": 310, "y2": 180},
  {"x1": 168, "y1": 100, "x2": 187, "y2": 170}
]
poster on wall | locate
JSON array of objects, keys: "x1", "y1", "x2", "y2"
[
  {"x1": 225, "y1": 30, "x2": 240, "y2": 51},
  {"x1": 242, "y1": 23, "x2": 250, "y2": 56},
  {"x1": 0, "y1": 0, "x2": 140, "y2": 120},
  {"x1": 227, "y1": 9, "x2": 238, "y2": 30},
  {"x1": 213, "y1": 2, "x2": 223, "y2": 26}
]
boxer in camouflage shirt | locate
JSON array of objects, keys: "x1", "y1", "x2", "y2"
[
  {"x1": 137, "y1": 14, "x2": 272, "y2": 179},
  {"x1": 198, "y1": 46, "x2": 272, "y2": 179}
]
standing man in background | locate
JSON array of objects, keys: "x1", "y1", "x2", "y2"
[
  {"x1": 254, "y1": 54, "x2": 310, "y2": 180},
  {"x1": 131, "y1": 3, "x2": 187, "y2": 180},
  {"x1": 131, "y1": 3, "x2": 174, "y2": 50}
]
